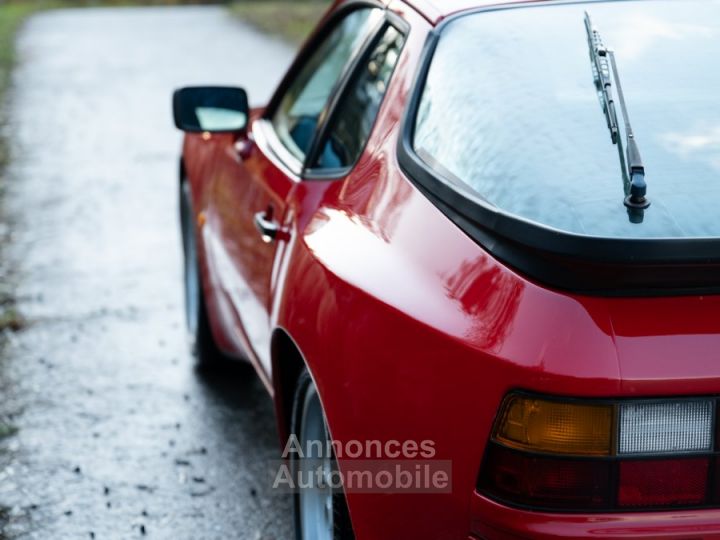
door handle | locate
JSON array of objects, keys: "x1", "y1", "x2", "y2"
[
  {"x1": 254, "y1": 210, "x2": 280, "y2": 243},
  {"x1": 234, "y1": 137, "x2": 254, "y2": 161}
]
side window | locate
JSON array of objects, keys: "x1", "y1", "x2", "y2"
[
  {"x1": 271, "y1": 8, "x2": 381, "y2": 161},
  {"x1": 312, "y1": 25, "x2": 405, "y2": 170}
]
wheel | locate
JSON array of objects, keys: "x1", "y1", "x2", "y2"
[
  {"x1": 292, "y1": 371, "x2": 354, "y2": 540},
  {"x1": 180, "y1": 179, "x2": 222, "y2": 369}
]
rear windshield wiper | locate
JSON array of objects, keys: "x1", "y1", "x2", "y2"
[{"x1": 584, "y1": 12, "x2": 650, "y2": 210}]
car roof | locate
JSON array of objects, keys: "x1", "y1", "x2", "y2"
[
  {"x1": 400, "y1": 0, "x2": 549, "y2": 24},
  {"x1": 331, "y1": 0, "x2": 552, "y2": 25}
]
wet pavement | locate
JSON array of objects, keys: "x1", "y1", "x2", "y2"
[{"x1": 0, "y1": 6, "x2": 295, "y2": 539}]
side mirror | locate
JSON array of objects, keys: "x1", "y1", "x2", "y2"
[{"x1": 173, "y1": 86, "x2": 249, "y2": 133}]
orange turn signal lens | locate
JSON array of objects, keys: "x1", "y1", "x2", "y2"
[{"x1": 493, "y1": 395, "x2": 613, "y2": 456}]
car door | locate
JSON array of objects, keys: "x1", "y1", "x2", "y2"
[{"x1": 206, "y1": 6, "x2": 384, "y2": 375}]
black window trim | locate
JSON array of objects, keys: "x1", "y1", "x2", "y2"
[
  {"x1": 261, "y1": 0, "x2": 409, "y2": 182},
  {"x1": 303, "y1": 11, "x2": 409, "y2": 180},
  {"x1": 396, "y1": 0, "x2": 720, "y2": 297},
  {"x1": 252, "y1": 118, "x2": 305, "y2": 181}
]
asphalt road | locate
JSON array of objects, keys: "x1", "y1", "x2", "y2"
[{"x1": 0, "y1": 7, "x2": 295, "y2": 539}]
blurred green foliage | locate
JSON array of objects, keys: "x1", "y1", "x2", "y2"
[
  {"x1": 0, "y1": 3, "x2": 44, "y2": 105},
  {"x1": 0, "y1": 2, "x2": 53, "y2": 168},
  {"x1": 0, "y1": 0, "x2": 218, "y2": 135},
  {"x1": 230, "y1": 1, "x2": 331, "y2": 44},
  {"x1": 0, "y1": 0, "x2": 330, "y2": 164}
]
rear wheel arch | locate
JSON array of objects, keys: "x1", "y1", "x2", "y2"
[
  {"x1": 273, "y1": 331, "x2": 356, "y2": 540},
  {"x1": 179, "y1": 157, "x2": 187, "y2": 187},
  {"x1": 271, "y1": 328, "x2": 308, "y2": 445}
]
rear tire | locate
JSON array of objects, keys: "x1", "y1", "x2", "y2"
[
  {"x1": 291, "y1": 371, "x2": 354, "y2": 540},
  {"x1": 180, "y1": 179, "x2": 222, "y2": 369}
]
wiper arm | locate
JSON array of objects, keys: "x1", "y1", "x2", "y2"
[{"x1": 584, "y1": 12, "x2": 650, "y2": 210}]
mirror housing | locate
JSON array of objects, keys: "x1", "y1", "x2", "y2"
[{"x1": 173, "y1": 86, "x2": 249, "y2": 133}]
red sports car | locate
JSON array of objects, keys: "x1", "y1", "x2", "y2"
[{"x1": 173, "y1": 0, "x2": 720, "y2": 538}]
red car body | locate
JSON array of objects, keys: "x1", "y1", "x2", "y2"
[{"x1": 178, "y1": 0, "x2": 720, "y2": 538}]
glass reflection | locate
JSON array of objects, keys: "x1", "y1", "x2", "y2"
[{"x1": 413, "y1": 1, "x2": 720, "y2": 239}]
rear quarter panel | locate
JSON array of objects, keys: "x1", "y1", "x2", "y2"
[
  {"x1": 271, "y1": 5, "x2": 621, "y2": 538},
  {"x1": 268, "y1": 2, "x2": 720, "y2": 538}
]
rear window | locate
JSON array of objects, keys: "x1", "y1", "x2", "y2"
[{"x1": 413, "y1": 0, "x2": 720, "y2": 239}]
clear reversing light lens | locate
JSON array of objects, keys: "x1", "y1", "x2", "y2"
[{"x1": 618, "y1": 400, "x2": 713, "y2": 455}]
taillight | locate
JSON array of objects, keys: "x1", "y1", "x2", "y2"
[
  {"x1": 494, "y1": 395, "x2": 613, "y2": 456},
  {"x1": 478, "y1": 393, "x2": 718, "y2": 512},
  {"x1": 481, "y1": 443, "x2": 612, "y2": 510},
  {"x1": 618, "y1": 458, "x2": 708, "y2": 507},
  {"x1": 617, "y1": 400, "x2": 713, "y2": 455}
]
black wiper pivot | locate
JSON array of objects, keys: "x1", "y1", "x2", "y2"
[{"x1": 584, "y1": 12, "x2": 650, "y2": 210}]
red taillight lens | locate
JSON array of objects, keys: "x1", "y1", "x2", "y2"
[
  {"x1": 479, "y1": 443, "x2": 611, "y2": 509},
  {"x1": 479, "y1": 393, "x2": 719, "y2": 512},
  {"x1": 618, "y1": 458, "x2": 709, "y2": 508}
]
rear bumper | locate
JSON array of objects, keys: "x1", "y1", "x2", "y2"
[{"x1": 471, "y1": 491, "x2": 720, "y2": 539}]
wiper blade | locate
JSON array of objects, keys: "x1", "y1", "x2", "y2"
[
  {"x1": 584, "y1": 13, "x2": 619, "y2": 144},
  {"x1": 584, "y1": 12, "x2": 650, "y2": 210}
]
